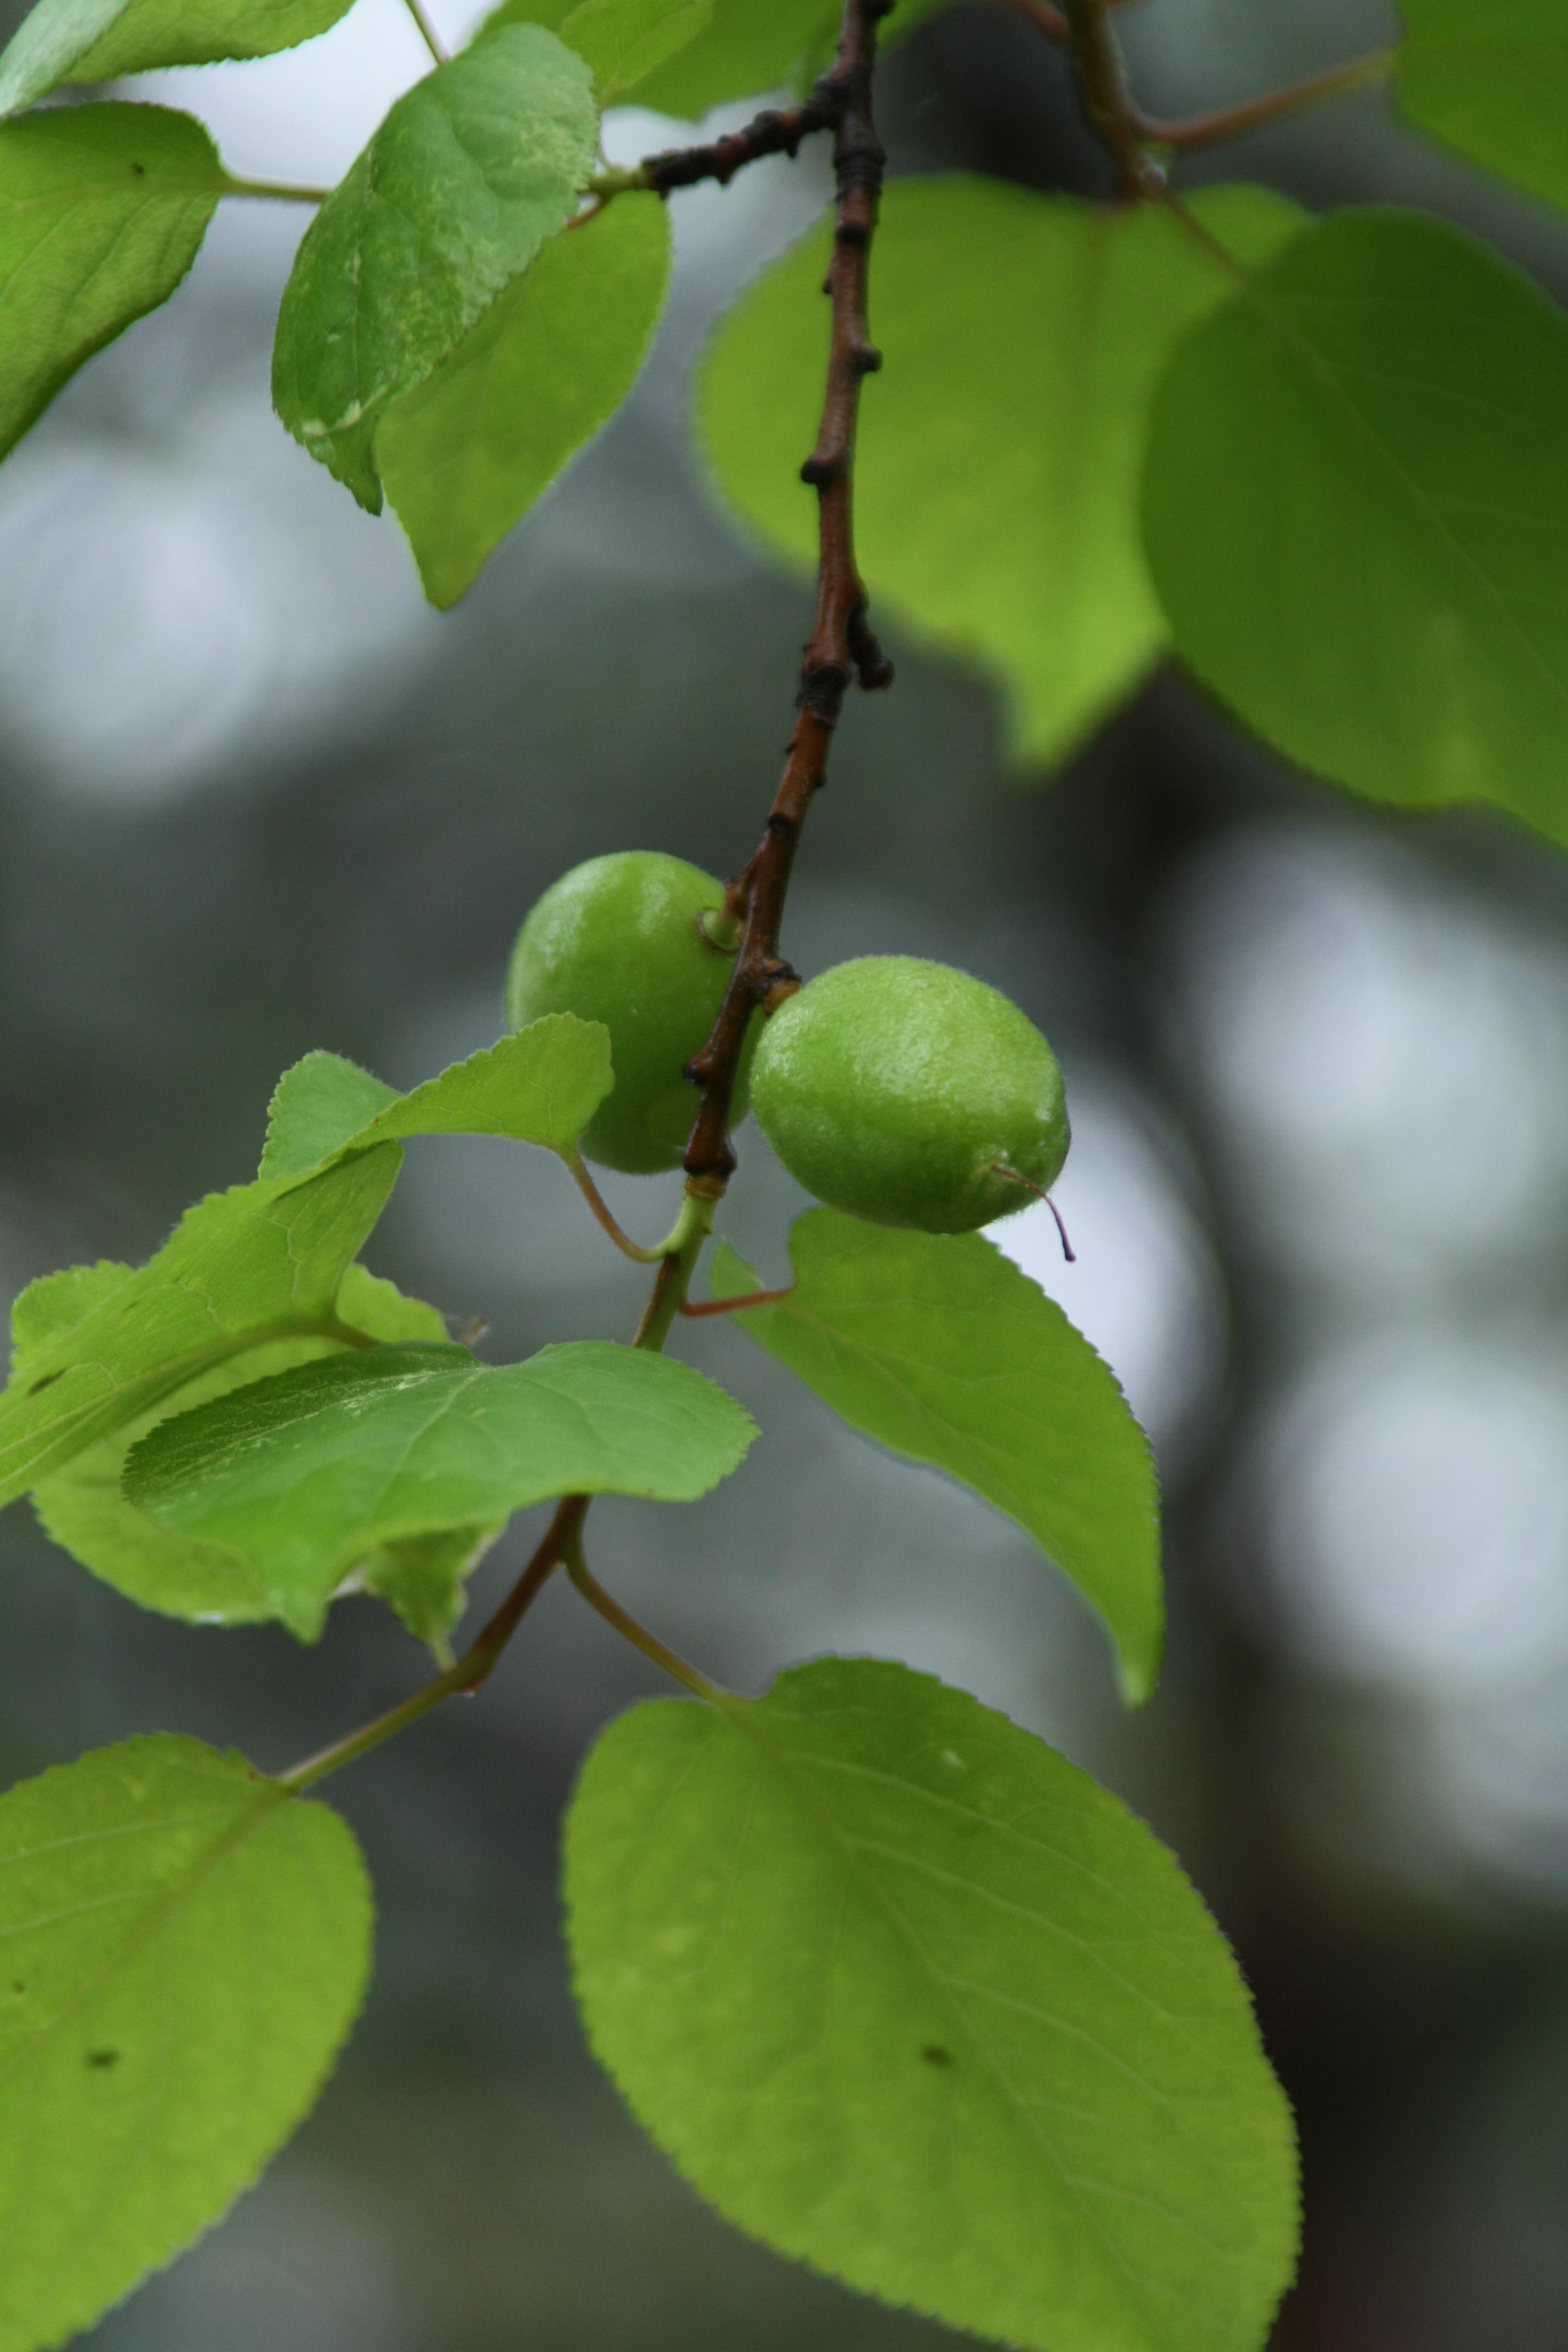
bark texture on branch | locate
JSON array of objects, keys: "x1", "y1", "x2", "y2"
[{"x1": 682, "y1": 0, "x2": 895, "y2": 1186}]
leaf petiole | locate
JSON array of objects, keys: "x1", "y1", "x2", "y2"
[
  {"x1": 1131, "y1": 46, "x2": 1396, "y2": 151},
  {"x1": 226, "y1": 177, "x2": 333, "y2": 205},
  {"x1": 563, "y1": 1531, "x2": 723, "y2": 1705},
  {"x1": 565, "y1": 1150, "x2": 667, "y2": 1262},
  {"x1": 678, "y1": 1284, "x2": 794, "y2": 1318}
]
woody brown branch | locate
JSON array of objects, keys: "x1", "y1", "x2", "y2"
[
  {"x1": 681, "y1": 0, "x2": 895, "y2": 1188},
  {"x1": 641, "y1": 96, "x2": 837, "y2": 194}
]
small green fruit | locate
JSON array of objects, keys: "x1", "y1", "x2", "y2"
[
  {"x1": 750, "y1": 956, "x2": 1069, "y2": 1233},
  {"x1": 506, "y1": 851, "x2": 753, "y2": 1174}
]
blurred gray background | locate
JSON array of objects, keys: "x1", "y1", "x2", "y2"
[{"x1": 3, "y1": 1, "x2": 1568, "y2": 2344}]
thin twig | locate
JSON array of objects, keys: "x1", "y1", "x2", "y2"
[
  {"x1": 400, "y1": 0, "x2": 448, "y2": 65},
  {"x1": 1060, "y1": 0, "x2": 1163, "y2": 197},
  {"x1": 273, "y1": 0, "x2": 895, "y2": 1792},
  {"x1": 1131, "y1": 46, "x2": 1396, "y2": 150},
  {"x1": 582, "y1": 9, "x2": 893, "y2": 211},
  {"x1": 276, "y1": 1496, "x2": 585, "y2": 1793},
  {"x1": 683, "y1": 0, "x2": 895, "y2": 1186},
  {"x1": 641, "y1": 96, "x2": 839, "y2": 193}
]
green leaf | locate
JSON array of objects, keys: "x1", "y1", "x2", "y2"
[
  {"x1": 565, "y1": 1657, "x2": 1298, "y2": 2352},
  {"x1": 0, "y1": 1147, "x2": 399, "y2": 1506},
  {"x1": 349, "y1": 1520, "x2": 504, "y2": 1657},
  {"x1": 380, "y1": 191, "x2": 672, "y2": 607},
  {"x1": 479, "y1": 0, "x2": 951, "y2": 110},
  {"x1": 31, "y1": 1265, "x2": 454, "y2": 1633},
  {"x1": 1400, "y1": 0, "x2": 1568, "y2": 214},
  {"x1": 0, "y1": 1734, "x2": 371, "y2": 2352},
  {"x1": 260, "y1": 1015, "x2": 615, "y2": 1179},
  {"x1": 700, "y1": 178, "x2": 1305, "y2": 770},
  {"x1": 271, "y1": 23, "x2": 599, "y2": 512},
  {"x1": 483, "y1": 0, "x2": 825, "y2": 111},
  {"x1": 0, "y1": 104, "x2": 230, "y2": 467},
  {"x1": 259, "y1": 1052, "x2": 400, "y2": 1179},
  {"x1": 714, "y1": 1211, "x2": 1160, "y2": 1702},
  {"x1": 1142, "y1": 208, "x2": 1568, "y2": 843},
  {"x1": 557, "y1": 0, "x2": 711, "y2": 101},
  {"x1": 9, "y1": 1260, "x2": 133, "y2": 1370},
  {"x1": 0, "y1": 0, "x2": 355, "y2": 115},
  {"x1": 124, "y1": 1340, "x2": 756, "y2": 1637},
  {"x1": 620, "y1": 0, "x2": 830, "y2": 113}
]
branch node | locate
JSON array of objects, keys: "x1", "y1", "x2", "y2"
[
  {"x1": 799, "y1": 660, "x2": 853, "y2": 715},
  {"x1": 761, "y1": 974, "x2": 803, "y2": 1015}
]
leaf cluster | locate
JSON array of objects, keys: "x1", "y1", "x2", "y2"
[
  {"x1": 0, "y1": 0, "x2": 1564, "y2": 841},
  {"x1": 0, "y1": 981, "x2": 1194, "y2": 2350},
  {"x1": 4, "y1": 0, "x2": 1567, "y2": 2344}
]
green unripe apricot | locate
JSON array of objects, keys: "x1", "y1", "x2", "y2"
[
  {"x1": 506, "y1": 851, "x2": 754, "y2": 1174},
  {"x1": 750, "y1": 956, "x2": 1069, "y2": 1234}
]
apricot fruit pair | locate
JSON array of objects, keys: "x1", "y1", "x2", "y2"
[{"x1": 508, "y1": 854, "x2": 1069, "y2": 1229}]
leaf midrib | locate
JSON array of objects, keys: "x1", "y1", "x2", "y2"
[
  {"x1": 0, "y1": 1776, "x2": 289, "y2": 2090},
  {"x1": 711, "y1": 1694, "x2": 1187, "y2": 2350}
]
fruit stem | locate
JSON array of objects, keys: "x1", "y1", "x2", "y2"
[{"x1": 990, "y1": 1165, "x2": 1077, "y2": 1261}]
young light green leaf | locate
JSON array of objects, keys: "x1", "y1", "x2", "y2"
[
  {"x1": 124, "y1": 1339, "x2": 756, "y2": 1637},
  {"x1": 566, "y1": 1656, "x2": 1298, "y2": 2352},
  {"x1": 713, "y1": 1210, "x2": 1159, "y2": 1702},
  {"x1": 1400, "y1": 0, "x2": 1568, "y2": 215},
  {"x1": 618, "y1": 0, "x2": 830, "y2": 114},
  {"x1": 0, "y1": 1734, "x2": 371, "y2": 2352},
  {"x1": 0, "y1": 0, "x2": 354, "y2": 116},
  {"x1": 1142, "y1": 208, "x2": 1568, "y2": 845},
  {"x1": 0, "y1": 1147, "x2": 399, "y2": 1506},
  {"x1": 9, "y1": 1260, "x2": 133, "y2": 1370},
  {"x1": 260, "y1": 1015, "x2": 615, "y2": 1180},
  {"x1": 272, "y1": 25, "x2": 598, "y2": 512},
  {"x1": 480, "y1": 0, "x2": 947, "y2": 110},
  {"x1": 700, "y1": 178, "x2": 1305, "y2": 771},
  {"x1": 31, "y1": 1265, "x2": 451, "y2": 1631},
  {"x1": 380, "y1": 192, "x2": 671, "y2": 607},
  {"x1": 349, "y1": 1520, "x2": 504, "y2": 1656},
  {"x1": 481, "y1": 0, "x2": 825, "y2": 110},
  {"x1": 259, "y1": 1052, "x2": 400, "y2": 1179},
  {"x1": 0, "y1": 104, "x2": 231, "y2": 467},
  {"x1": 557, "y1": 0, "x2": 710, "y2": 101}
]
